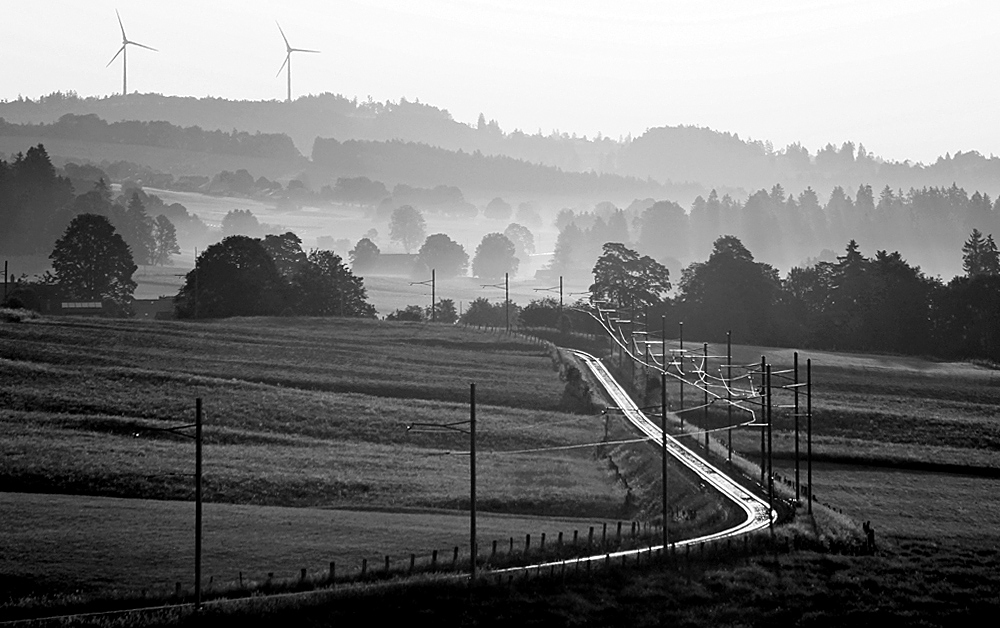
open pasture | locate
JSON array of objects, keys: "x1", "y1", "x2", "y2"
[
  {"x1": 0, "y1": 315, "x2": 726, "y2": 603},
  {"x1": 0, "y1": 316, "x2": 630, "y2": 512},
  {"x1": 641, "y1": 339, "x2": 1000, "y2": 473},
  {"x1": 775, "y1": 462, "x2": 1000, "y2": 541},
  {"x1": 0, "y1": 492, "x2": 623, "y2": 601}
]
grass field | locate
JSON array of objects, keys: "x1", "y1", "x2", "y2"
[
  {"x1": 0, "y1": 492, "x2": 631, "y2": 601},
  {"x1": 621, "y1": 339, "x2": 1000, "y2": 475},
  {"x1": 0, "y1": 317, "x2": 621, "y2": 510},
  {"x1": 0, "y1": 315, "x2": 723, "y2": 603}
]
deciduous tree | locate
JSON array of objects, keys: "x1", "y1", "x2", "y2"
[
  {"x1": 50, "y1": 213, "x2": 137, "y2": 305},
  {"x1": 417, "y1": 233, "x2": 468, "y2": 277},
  {"x1": 152, "y1": 214, "x2": 180, "y2": 265},
  {"x1": 389, "y1": 205, "x2": 426, "y2": 253},
  {"x1": 349, "y1": 237, "x2": 381, "y2": 273},
  {"x1": 175, "y1": 235, "x2": 284, "y2": 318},
  {"x1": 472, "y1": 233, "x2": 519, "y2": 279},
  {"x1": 590, "y1": 242, "x2": 671, "y2": 310}
]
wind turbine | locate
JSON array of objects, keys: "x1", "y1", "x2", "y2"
[
  {"x1": 106, "y1": 9, "x2": 157, "y2": 96},
  {"x1": 276, "y1": 22, "x2": 319, "y2": 102}
]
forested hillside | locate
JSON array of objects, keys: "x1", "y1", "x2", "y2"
[{"x1": 6, "y1": 93, "x2": 1000, "y2": 200}]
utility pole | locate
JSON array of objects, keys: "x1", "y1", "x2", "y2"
[
  {"x1": 470, "y1": 383, "x2": 477, "y2": 582},
  {"x1": 3, "y1": 260, "x2": 7, "y2": 303},
  {"x1": 727, "y1": 331, "x2": 732, "y2": 462},
  {"x1": 193, "y1": 248, "x2": 199, "y2": 319},
  {"x1": 794, "y1": 351, "x2": 800, "y2": 501},
  {"x1": 409, "y1": 270, "x2": 436, "y2": 321},
  {"x1": 679, "y1": 322, "x2": 684, "y2": 426},
  {"x1": 195, "y1": 398, "x2": 203, "y2": 611},
  {"x1": 661, "y1": 370, "x2": 669, "y2": 551},
  {"x1": 807, "y1": 358, "x2": 813, "y2": 514},
  {"x1": 703, "y1": 342, "x2": 709, "y2": 454},
  {"x1": 760, "y1": 356, "x2": 766, "y2": 486},
  {"x1": 505, "y1": 272, "x2": 509, "y2": 333},
  {"x1": 662, "y1": 316, "x2": 666, "y2": 376},
  {"x1": 766, "y1": 364, "x2": 773, "y2": 533}
]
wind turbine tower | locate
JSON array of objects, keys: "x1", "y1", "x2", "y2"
[
  {"x1": 107, "y1": 9, "x2": 157, "y2": 96},
  {"x1": 276, "y1": 22, "x2": 320, "y2": 102}
]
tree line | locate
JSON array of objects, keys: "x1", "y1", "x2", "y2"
[
  {"x1": 547, "y1": 182, "x2": 1000, "y2": 281},
  {"x1": 12, "y1": 93, "x2": 1000, "y2": 203},
  {"x1": 0, "y1": 114, "x2": 303, "y2": 161},
  {"x1": 308, "y1": 137, "x2": 686, "y2": 198}
]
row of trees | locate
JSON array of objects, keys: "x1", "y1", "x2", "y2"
[
  {"x1": 350, "y1": 209, "x2": 528, "y2": 280},
  {"x1": 175, "y1": 233, "x2": 375, "y2": 318},
  {"x1": 5, "y1": 208, "x2": 374, "y2": 322},
  {"x1": 547, "y1": 182, "x2": 1000, "y2": 281},
  {"x1": 579, "y1": 234, "x2": 1000, "y2": 362}
]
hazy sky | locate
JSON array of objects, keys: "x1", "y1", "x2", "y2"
[{"x1": 2, "y1": 0, "x2": 996, "y2": 163}]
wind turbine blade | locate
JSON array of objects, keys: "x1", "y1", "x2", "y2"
[
  {"x1": 276, "y1": 54, "x2": 289, "y2": 77},
  {"x1": 291, "y1": 48, "x2": 320, "y2": 53},
  {"x1": 107, "y1": 45, "x2": 126, "y2": 66},
  {"x1": 276, "y1": 21, "x2": 290, "y2": 49},
  {"x1": 116, "y1": 9, "x2": 127, "y2": 40},
  {"x1": 129, "y1": 41, "x2": 158, "y2": 52}
]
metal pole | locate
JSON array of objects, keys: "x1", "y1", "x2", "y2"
[
  {"x1": 559, "y1": 275, "x2": 563, "y2": 314},
  {"x1": 679, "y1": 322, "x2": 684, "y2": 426},
  {"x1": 195, "y1": 398, "x2": 203, "y2": 611},
  {"x1": 3, "y1": 260, "x2": 7, "y2": 302},
  {"x1": 794, "y1": 351, "x2": 800, "y2": 501},
  {"x1": 766, "y1": 365, "x2": 773, "y2": 532},
  {"x1": 470, "y1": 383, "x2": 476, "y2": 582},
  {"x1": 703, "y1": 342, "x2": 709, "y2": 454},
  {"x1": 807, "y1": 358, "x2": 813, "y2": 514},
  {"x1": 504, "y1": 272, "x2": 509, "y2": 333},
  {"x1": 431, "y1": 269, "x2": 436, "y2": 322},
  {"x1": 661, "y1": 371, "x2": 668, "y2": 550},
  {"x1": 760, "y1": 356, "x2": 766, "y2": 486},
  {"x1": 727, "y1": 331, "x2": 732, "y2": 462},
  {"x1": 193, "y1": 248, "x2": 199, "y2": 319},
  {"x1": 629, "y1": 319, "x2": 635, "y2": 388},
  {"x1": 662, "y1": 316, "x2": 666, "y2": 375},
  {"x1": 645, "y1": 339, "x2": 650, "y2": 383}
]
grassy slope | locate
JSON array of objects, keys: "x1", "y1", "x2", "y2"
[
  {"x1": 0, "y1": 316, "x2": 722, "y2": 603},
  {"x1": 0, "y1": 316, "x2": 627, "y2": 511},
  {"x1": 0, "y1": 492, "x2": 627, "y2": 599},
  {"x1": 626, "y1": 340, "x2": 1000, "y2": 472}
]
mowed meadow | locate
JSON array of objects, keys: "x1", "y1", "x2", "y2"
[
  {"x1": 634, "y1": 338, "x2": 1000, "y2": 545},
  {"x1": 2, "y1": 315, "x2": 678, "y2": 602},
  {"x1": 1, "y1": 316, "x2": 626, "y2": 510}
]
